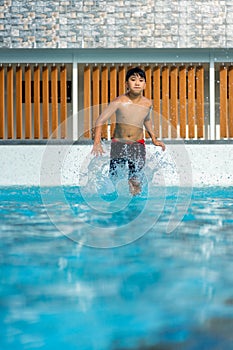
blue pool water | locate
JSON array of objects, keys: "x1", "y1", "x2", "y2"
[{"x1": 1, "y1": 186, "x2": 233, "y2": 350}]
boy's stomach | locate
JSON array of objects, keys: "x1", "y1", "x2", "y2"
[{"x1": 113, "y1": 124, "x2": 144, "y2": 142}]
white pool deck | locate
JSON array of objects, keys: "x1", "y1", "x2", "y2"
[{"x1": 1, "y1": 141, "x2": 233, "y2": 187}]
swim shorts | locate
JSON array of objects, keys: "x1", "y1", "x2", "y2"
[{"x1": 109, "y1": 139, "x2": 146, "y2": 180}]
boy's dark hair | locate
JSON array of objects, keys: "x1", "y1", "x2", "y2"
[{"x1": 126, "y1": 67, "x2": 146, "y2": 82}]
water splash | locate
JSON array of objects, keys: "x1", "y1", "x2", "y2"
[{"x1": 40, "y1": 138, "x2": 192, "y2": 247}]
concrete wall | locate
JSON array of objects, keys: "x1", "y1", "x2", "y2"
[
  {"x1": 1, "y1": 144, "x2": 233, "y2": 187},
  {"x1": 0, "y1": 0, "x2": 232, "y2": 49}
]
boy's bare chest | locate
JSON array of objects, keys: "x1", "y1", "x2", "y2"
[{"x1": 116, "y1": 104, "x2": 149, "y2": 126}]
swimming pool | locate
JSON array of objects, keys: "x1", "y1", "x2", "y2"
[{"x1": 1, "y1": 186, "x2": 233, "y2": 349}]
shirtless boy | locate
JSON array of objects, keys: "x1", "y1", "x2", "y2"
[{"x1": 92, "y1": 67, "x2": 165, "y2": 196}]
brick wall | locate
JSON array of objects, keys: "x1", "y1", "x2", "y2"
[{"x1": 0, "y1": 0, "x2": 231, "y2": 48}]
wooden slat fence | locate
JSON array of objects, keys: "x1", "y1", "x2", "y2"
[
  {"x1": 218, "y1": 64, "x2": 233, "y2": 138},
  {"x1": 1, "y1": 62, "x2": 233, "y2": 141},
  {"x1": 81, "y1": 63, "x2": 206, "y2": 140},
  {"x1": 0, "y1": 64, "x2": 69, "y2": 139}
]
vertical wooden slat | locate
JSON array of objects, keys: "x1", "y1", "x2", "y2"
[
  {"x1": 25, "y1": 65, "x2": 32, "y2": 139},
  {"x1": 118, "y1": 65, "x2": 126, "y2": 96},
  {"x1": 110, "y1": 66, "x2": 117, "y2": 101},
  {"x1": 16, "y1": 66, "x2": 23, "y2": 139},
  {"x1": 34, "y1": 65, "x2": 40, "y2": 139},
  {"x1": 196, "y1": 66, "x2": 204, "y2": 138},
  {"x1": 60, "y1": 65, "x2": 67, "y2": 139},
  {"x1": 188, "y1": 66, "x2": 195, "y2": 138},
  {"x1": 179, "y1": 66, "x2": 187, "y2": 138},
  {"x1": 144, "y1": 66, "x2": 152, "y2": 138},
  {"x1": 229, "y1": 66, "x2": 233, "y2": 138},
  {"x1": 101, "y1": 65, "x2": 108, "y2": 139},
  {"x1": 42, "y1": 65, "x2": 49, "y2": 138},
  {"x1": 51, "y1": 65, "x2": 58, "y2": 138},
  {"x1": 7, "y1": 66, "x2": 14, "y2": 139},
  {"x1": 219, "y1": 66, "x2": 228, "y2": 138},
  {"x1": 162, "y1": 65, "x2": 169, "y2": 138},
  {"x1": 92, "y1": 66, "x2": 100, "y2": 137},
  {"x1": 84, "y1": 65, "x2": 91, "y2": 138},
  {"x1": 0, "y1": 66, "x2": 4, "y2": 139},
  {"x1": 110, "y1": 65, "x2": 117, "y2": 137},
  {"x1": 153, "y1": 66, "x2": 160, "y2": 138},
  {"x1": 144, "y1": 66, "x2": 152, "y2": 99},
  {"x1": 170, "y1": 66, "x2": 178, "y2": 138}
]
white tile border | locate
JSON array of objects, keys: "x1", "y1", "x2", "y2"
[{"x1": 0, "y1": 144, "x2": 233, "y2": 187}]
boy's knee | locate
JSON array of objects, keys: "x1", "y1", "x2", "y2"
[
  {"x1": 129, "y1": 177, "x2": 140, "y2": 186},
  {"x1": 128, "y1": 177, "x2": 142, "y2": 195}
]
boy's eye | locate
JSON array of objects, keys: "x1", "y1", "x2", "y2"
[{"x1": 130, "y1": 77, "x2": 144, "y2": 82}]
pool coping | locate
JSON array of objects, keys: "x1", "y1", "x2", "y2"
[
  {"x1": 1, "y1": 142, "x2": 233, "y2": 187},
  {"x1": 1, "y1": 139, "x2": 233, "y2": 145}
]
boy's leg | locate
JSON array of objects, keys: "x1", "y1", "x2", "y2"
[
  {"x1": 109, "y1": 158, "x2": 126, "y2": 180},
  {"x1": 128, "y1": 177, "x2": 142, "y2": 196},
  {"x1": 109, "y1": 141, "x2": 127, "y2": 183},
  {"x1": 128, "y1": 142, "x2": 146, "y2": 196}
]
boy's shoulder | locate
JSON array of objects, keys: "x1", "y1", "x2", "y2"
[
  {"x1": 113, "y1": 94, "x2": 129, "y2": 103},
  {"x1": 140, "y1": 95, "x2": 153, "y2": 108}
]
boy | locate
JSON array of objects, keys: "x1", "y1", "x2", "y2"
[{"x1": 91, "y1": 66, "x2": 165, "y2": 196}]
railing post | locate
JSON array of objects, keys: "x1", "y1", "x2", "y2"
[
  {"x1": 72, "y1": 57, "x2": 78, "y2": 141},
  {"x1": 209, "y1": 56, "x2": 216, "y2": 140}
]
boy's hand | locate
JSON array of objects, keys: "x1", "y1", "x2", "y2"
[
  {"x1": 91, "y1": 143, "x2": 105, "y2": 156},
  {"x1": 153, "y1": 139, "x2": 166, "y2": 151}
]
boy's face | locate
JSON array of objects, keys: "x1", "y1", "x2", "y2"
[{"x1": 126, "y1": 73, "x2": 146, "y2": 95}]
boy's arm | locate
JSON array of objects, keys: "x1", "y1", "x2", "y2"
[
  {"x1": 92, "y1": 124, "x2": 104, "y2": 156},
  {"x1": 91, "y1": 101, "x2": 118, "y2": 156},
  {"x1": 144, "y1": 118, "x2": 166, "y2": 151}
]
